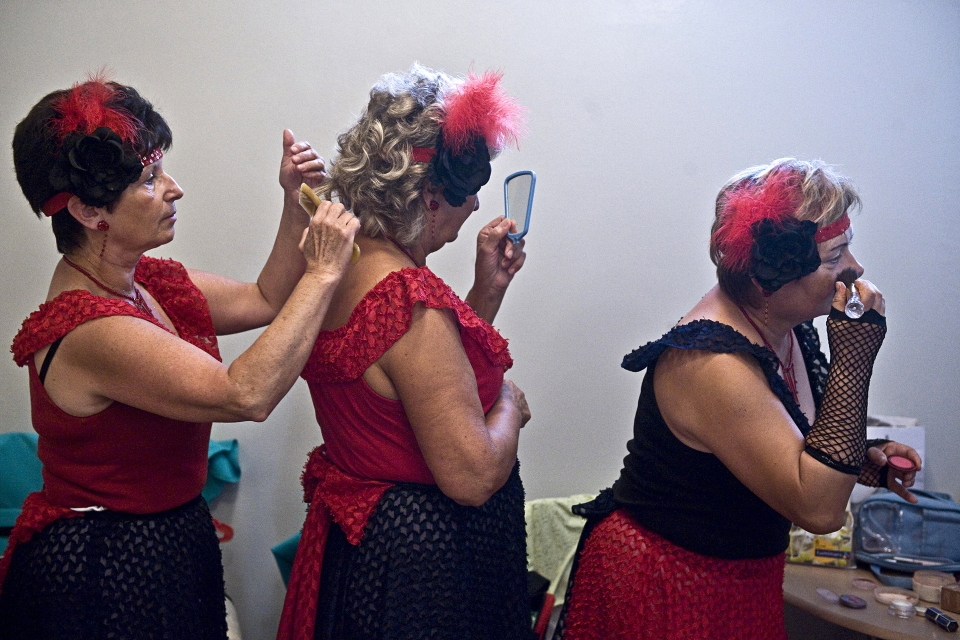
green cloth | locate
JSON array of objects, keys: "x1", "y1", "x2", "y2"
[
  {"x1": 271, "y1": 531, "x2": 302, "y2": 586},
  {"x1": 0, "y1": 433, "x2": 42, "y2": 533},
  {"x1": 0, "y1": 433, "x2": 240, "y2": 555},
  {"x1": 524, "y1": 494, "x2": 595, "y2": 606},
  {"x1": 202, "y1": 438, "x2": 241, "y2": 503}
]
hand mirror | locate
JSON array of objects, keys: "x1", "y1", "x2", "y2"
[{"x1": 504, "y1": 170, "x2": 536, "y2": 244}]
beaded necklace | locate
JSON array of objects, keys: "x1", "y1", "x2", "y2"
[
  {"x1": 737, "y1": 305, "x2": 798, "y2": 402},
  {"x1": 63, "y1": 256, "x2": 153, "y2": 317}
]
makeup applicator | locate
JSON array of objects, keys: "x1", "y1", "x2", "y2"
[{"x1": 838, "y1": 268, "x2": 864, "y2": 319}]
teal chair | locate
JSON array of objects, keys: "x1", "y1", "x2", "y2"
[{"x1": 0, "y1": 432, "x2": 240, "y2": 554}]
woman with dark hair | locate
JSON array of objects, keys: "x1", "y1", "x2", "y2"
[
  {"x1": 557, "y1": 159, "x2": 921, "y2": 639},
  {"x1": 0, "y1": 76, "x2": 359, "y2": 639},
  {"x1": 278, "y1": 64, "x2": 533, "y2": 640}
]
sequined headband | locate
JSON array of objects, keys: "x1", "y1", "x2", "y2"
[
  {"x1": 814, "y1": 212, "x2": 850, "y2": 243},
  {"x1": 41, "y1": 147, "x2": 161, "y2": 216}
]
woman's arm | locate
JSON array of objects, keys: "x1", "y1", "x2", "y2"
[
  {"x1": 656, "y1": 349, "x2": 859, "y2": 533},
  {"x1": 464, "y1": 216, "x2": 526, "y2": 324},
  {"x1": 375, "y1": 304, "x2": 530, "y2": 506},
  {"x1": 657, "y1": 280, "x2": 901, "y2": 534},
  {"x1": 192, "y1": 129, "x2": 326, "y2": 335},
  {"x1": 42, "y1": 202, "x2": 359, "y2": 423}
]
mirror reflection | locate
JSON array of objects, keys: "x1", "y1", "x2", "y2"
[{"x1": 504, "y1": 170, "x2": 536, "y2": 244}]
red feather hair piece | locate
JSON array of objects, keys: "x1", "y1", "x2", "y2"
[
  {"x1": 713, "y1": 170, "x2": 803, "y2": 272},
  {"x1": 49, "y1": 74, "x2": 139, "y2": 144},
  {"x1": 440, "y1": 70, "x2": 525, "y2": 155}
]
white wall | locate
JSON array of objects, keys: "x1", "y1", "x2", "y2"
[{"x1": 1, "y1": 1, "x2": 957, "y2": 638}]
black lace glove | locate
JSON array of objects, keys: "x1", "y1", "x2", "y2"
[{"x1": 804, "y1": 308, "x2": 886, "y2": 475}]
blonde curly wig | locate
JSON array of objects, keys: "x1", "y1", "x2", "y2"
[{"x1": 317, "y1": 64, "x2": 458, "y2": 247}]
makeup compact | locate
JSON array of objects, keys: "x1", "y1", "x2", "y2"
[
  {"x1": 874, "y1": 586, "x2": 920, "y2": 607},
  {"x1": 840, "y1": 594, "x2": 867, "y2": 610},
  {"x1": 913, "y1": 570, "x2": 957, "y2": 603},
  {"x1": 816, "y1": 588, "x2": 840, "y2": 604},
  {"x1": 888, "y1": 599, "x2": 916, "y2": 618},
  {"x1": 887, "y1": 455, "x2": 916, "y2": 473},
  {"x1": 851, "y1": 578, "x2": 877, "y2": 591}
]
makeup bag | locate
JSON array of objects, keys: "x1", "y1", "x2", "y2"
[{"x1": 855, "y1": 489, "x2": 960, "y2": 588}]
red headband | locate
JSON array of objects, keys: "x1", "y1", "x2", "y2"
[
  {"x1": 411, "y1": 147, "x2": 436, "y2": 163},
  {"x1": 40, "y1": 148, "x2": 162, "y2": 216},
  {"x1": 814, "y1": 213, "x2": 850, "y2": 243}
]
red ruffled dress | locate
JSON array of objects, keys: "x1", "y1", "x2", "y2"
[
  {"x1": 0, "y1": 257, "x2": 227, "y2": 639},
  {"x1": 279, "y1": 267, "x2": 532, "y2": 640}
]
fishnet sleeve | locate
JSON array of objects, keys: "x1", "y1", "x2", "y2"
[{"x1": 804, "y1": 309, "x2": 886, "y2": 475}]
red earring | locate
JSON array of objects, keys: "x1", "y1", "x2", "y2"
[
  {"x1": 428, "y1": 201, "x2": 439, "y2": 211},
  {"x1": 97, "y1": 220, "x2": 109, "y2": 258}
]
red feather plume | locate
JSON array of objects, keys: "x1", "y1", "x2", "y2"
[
  {"x1": 49, "y1": 73, "x2": 139, "y2": 144},
  {"x1": 440, "y1": 70, "x2": 525, "y2": 155},
  {"x1": 713, "y1": 170, "x2": 803, "y2": 272}
]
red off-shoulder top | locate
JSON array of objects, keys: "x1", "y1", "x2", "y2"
[
  {"x1": 9, "y1": 257, "x2": 220, "y2": 514},
  {"x1": 300, "y1": 266, "x2": 513, "y2": 484}
]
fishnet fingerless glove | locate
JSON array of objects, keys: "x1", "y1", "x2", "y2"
[
  {"x1": 804, "y1": 309, "x2": 886, "y2": 475},
  {"x1": 856, "y1": 438, "x2": 892, "y2": 487}
]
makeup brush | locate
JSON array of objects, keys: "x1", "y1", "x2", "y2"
[
  {"x1": 299, "y1": 183, "x2": 361, "y2": 264},
  {"x1": 838, "y1": 268, "x2": 864, "y2": 319}
]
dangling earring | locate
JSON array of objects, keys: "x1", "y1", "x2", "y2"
[
  {"x1": 764, "y1": 298, "x2": 769, "y2": 326},
  {"x1": 97, "y1": 220, "x2": 110, "y2": 258},
  {"x1": 428, "y1": 200, "x2": 439, "y2": 211}
]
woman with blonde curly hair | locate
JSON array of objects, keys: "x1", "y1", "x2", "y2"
[
  {"x1": 557, "y1": 158, "x2": 921, "y2": 639},
  {"x1": 278, "y1": 64, "x2": 534, "y2": 640}
]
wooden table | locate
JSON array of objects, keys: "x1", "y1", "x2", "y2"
[{"x1": 784, "y1": 563, "x2": 956, "y2": 639}]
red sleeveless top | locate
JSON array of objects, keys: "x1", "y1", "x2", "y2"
[
  {"x1": 300, "y1": 267, "x2": 513, "y2": 484},
  {"x1": 10, "y1": 257, "x2": 221, "y2": 514}
]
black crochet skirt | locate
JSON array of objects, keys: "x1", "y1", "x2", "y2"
[
  {"x1": 314, "y1": 463, "x2": 534, "y2": 640},
  {"x1": 0, "y1": 495, "x2": 226, "y2": 640}
]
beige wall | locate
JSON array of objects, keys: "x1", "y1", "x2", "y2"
[{"x1": 1, "y1": 1, "x2": 957, "y2": 638}]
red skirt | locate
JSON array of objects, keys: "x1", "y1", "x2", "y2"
[{"x1": 562, "y1": 509, "x2": 788, "y2": 640}]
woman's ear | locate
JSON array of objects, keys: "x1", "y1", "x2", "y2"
[
  {"x1": 421, "y1": 184, "x2": 442, "y2": 211},
  {"x1": 66, "y1": 197, "x2": 107, "y2": 230}
]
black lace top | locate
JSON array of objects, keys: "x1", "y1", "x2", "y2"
[{"x1": 610, "y1": 319, "x2": 830, "y2": 559}]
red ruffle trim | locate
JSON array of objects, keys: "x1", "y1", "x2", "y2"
[
  {"x1": 563, "y1": 509, "x2": 788, "y2": 640},
  {"x1": 0, "y1": 492, "x2": 83, "y2": 598},
  {"x1": 277, "y1": 446, "x2": 392, "y2": 640},
  {"x1": 301, "y1": 267, "x2": 511, "y2": 383},
  {"x1": 11, "y1": 257, "x2": 220, "y2": 366}
]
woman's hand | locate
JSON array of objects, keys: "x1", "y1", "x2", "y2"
[
  {"x1": 466, "y1": 216, "x2": 527, "y2": 323},
  {"x1": 279, "y1": 129, "x2": 327, "y2": 200},
  {"x1": 866, "y1": 442, "x2": 922, "y2": 503},
  {"x1": 299, "y1": 200, "x2": 360, "y2": 277},
  {"x1": 833, "y1": 278, "x2": 885, "y2": 316},
  {"x1": 498, "y1": 379, "x2": 532, "y2": 429}
]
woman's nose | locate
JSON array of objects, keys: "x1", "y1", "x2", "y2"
[
  {"x1": 847, "y1": 251, "x2": 865, "y2": 279},
  {"x1": 166, "y1": 175, "x2": 184, "y2": 201}
]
